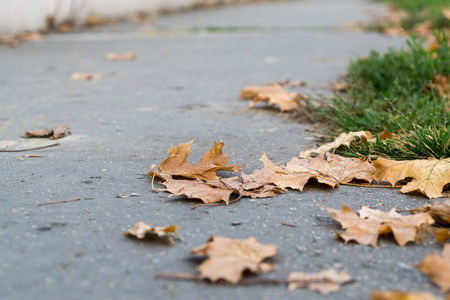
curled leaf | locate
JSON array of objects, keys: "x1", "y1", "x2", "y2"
[
  {"x1": 124, "y1": 221, "x2": 179, "y2": 245},
  {"x1": 22, "y1": 125, "x2": 70, "y2": 140},
  {"x1": 300, "y1": 131, "x2": 372, "y2": 158},
  {"x1": 287, "y1": 269, "x2": 353, "y2": 295},
  {"x1": 240, "y1": 84, "x2": 301, "y2": 112},
  {"x1": 406, "y1": 200, "x2": 450, "y2": 226}
]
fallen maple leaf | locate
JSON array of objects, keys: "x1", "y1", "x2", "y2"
[
  {"x1": 71, "y1": 72, "x2": 102, "y2": 81},
  {"x1": 124, "y1": 221, "x2": 179, "y2": 245},
  {"x1": 162, "y1": 177, "x2": 241, "y2": 205},
  {"x1": 287, "y1": 269, "x2": 353, "y2": 295},
  {"x1": 370, "y1": 291, "x2": 441, "y2": 300},
  {"x1": 417, "y1": 244, "x2": 450, "y2": 292},
  {"x1": 300, "y1": 131, "x2": 372, "y2": 158},
  {"x1": 288, "y1": 153, "x2": 374, "y2": 184},
  {"x1": 149, "y1": 140, "x2": 241, "y2": 182},
  {"x1": 373, "y1": 158, "x2": 450, "y2": 199},
  {"x1": 22, "y1": 125, "x2": 70, "y2": 140},
  {"x1": 191, "y1": 236, "x2": 277, "y2": 284},
  {"x1": 241, "y1": 168, "x2": 285, "y2": 198},
  {"x1": 256, "y1": 153, "x2": 373, "y2": 191},
  {"x1": 240, "y1": 84, "x2": 301, "y2": 112},
  {"x1": 324, "y1": 203, "x2": 435, "y2": 247},
  {"x1": 405, "y1": 200, "x2": 450, "y2": 226},
  {"x1": 105, "y1": 52, "x2": 137, "y2": 61},
  {"x1": 260, "y1": 153, "x2": 338, "y2": 191}
]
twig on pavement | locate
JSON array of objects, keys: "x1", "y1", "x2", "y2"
[{"x1": 0, "y1": 143, "x2": 60, "y2": 153}]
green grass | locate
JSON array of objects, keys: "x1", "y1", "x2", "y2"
[
  {"x1": 380, "y1": 0, "x2": 450, "y2": 29},
  {"x1": 308, "y1": 32, "x2": 450, "y2": 160},
  {"x1": 339, "y1": 124, "x2": 450, "y2": 160}
]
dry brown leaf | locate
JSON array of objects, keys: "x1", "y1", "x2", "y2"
[
  {"x1": 287, "y1": 269, "x2": 353, "y2": 295},
  {"x1": 242, "y1": 184, "x2": 285, "y2": 199},
  {"x1": 255, "y1": 153, "x2": 374, "y2": 192},
  {"x1": 260, "y1": 153, "x2": 338, "y2": 191},
  {"x1": 124, "y1": 221, "x2": 179, "y2": 245},
  {"x1": 162, "y1": 177, "x2": 241, "y2": 205},
  {"x1": 436, "y1": 229, "x2": 450, "y2": 243},
  {"x1": 288, "y1": 153, "x2": 374, "y2": 184},
  {"x1": 324, "y1": 203, "x2": 434, "y2": 247},
  {"x1": 370, "y1": 291, "x2": 441, "y2": 300},
  {"x1": 267, "y1": 79, "x2": 306, "y2": 88},
  {"x1": 58, "y1": 22, "x2": 73, "y2": 32},
  {"x1": 85, "y1": 13, "x2": 116, "y2": 28},
  {"x1": 150, "y1": 140, "x2": 241, "y2": 182},
  {"x1": 4, "y1": 31, "x2": 44, "y2": 44},
  {"x1": 241, "y1": 168, "x2": 285, "y2": 198},
  {"x1": 240, "y1": 84, "x2": 301, "y2": 112},
  {"x1": 427, "y1": 74, "x2": 450, "y2": 98},
  {"x1": 333, "y1": 82, "x2": 349, "y2": 92},
  {"x1": 127, "y1": 12, "x2": 157, "y2": 24},
  {"x1": 22, "y1": 125, "x2": 70, "y2": 140},
  {"x1": 412, "y1": 21, "x2": 434, "y2": 38},
  {"x1": 384, "y1": 26, "x2": 409, "y2": 37},
  {"x1": 191, "y1": 236, "x2": 276, "y2": 284},
  {"x1": 378, "y1": 127, "x2": 398, "y2": 141},
  {"x1": 418, "y1": 244, "x2": 450, "y2": 292},
  {"x1": 116, "y1": 193, "x2": 140, "y2": 198},
  {"x1": 300, "y1": 131, "x2": 372, "y2": 158},
  {"x1": 105, "y1": 52, "x2": 137, "y2": 61},
  {"x1": 71, "y1": 72, "x2": 102, "y2": 81},
  {"x1": 406, "y1": 200, "x2": 450, "y2": 226},
  {"x1": 24, "y1": 153, "x2": 42, "y2": 158},
  {"x1": 443, "y1": 8, "x2": 450, "y2": 20},
  {"x1": 373, "y1": 158, "x2": 450, "y2": 199}
]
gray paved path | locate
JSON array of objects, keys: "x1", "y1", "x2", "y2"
[{"x1": 0, "y1": 1, "x2": 441, "y2": 299}]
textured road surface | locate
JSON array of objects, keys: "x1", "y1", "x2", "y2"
[{"x1": 0, "y1": 1, "x2": 443, "y2": 299}]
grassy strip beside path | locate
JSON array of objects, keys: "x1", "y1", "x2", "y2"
[{"x1": 307, "y1": 32, "x2": 450, "y2": 160}]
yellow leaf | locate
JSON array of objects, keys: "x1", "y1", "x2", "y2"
[{"x1": 373, "y1": 158, "x2": 450, "y2": 199}]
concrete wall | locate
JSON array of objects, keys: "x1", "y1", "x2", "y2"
[{"x1": 0, "y1": 0, "x2": 241, "y2": 34}]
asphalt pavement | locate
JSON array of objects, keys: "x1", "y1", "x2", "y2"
[{"x1": 0, "y1": 1, "x2": 442, "y2": 299}]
